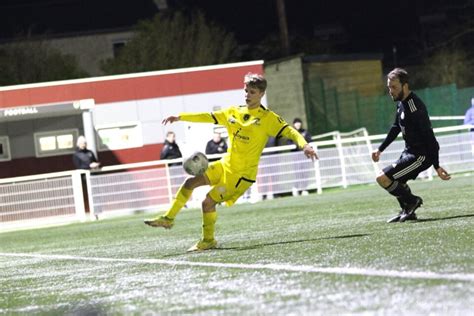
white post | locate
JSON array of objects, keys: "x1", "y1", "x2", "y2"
[
  {"x1": 428, "y1": 167, "x2": 434, "y2": 181},
  {"x1": 85, "y1": 170, "x2": 96, "y2": 219},
  {"x1": 363, "y1": 128, "x2": 379, "y2": 176},
  {"x1": 72, "y1": 170, "x2": 87, "y2": 222},
  {"x1": 312, "y1": 143, "x2": 322, "y2": 194},
  {"x1": 335, "y1": 134, "x2": 348, "y2": 188},
  {"x1": 82, "y1": 110, "x2": 97, "y2": 157},
  {"x1": 165, "y1": 163, "x2": 173, "y2": 204},
  {"x1": 249, "y1": 180, "x2": 261, "y2": 203}
]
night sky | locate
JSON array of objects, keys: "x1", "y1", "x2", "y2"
[{"x1": 0, "y1": 0, "x2": 471, "y2": 67}]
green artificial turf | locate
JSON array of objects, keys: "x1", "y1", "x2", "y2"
[{"x1": 0, "y1": 174, "x2": 473, "y2": 314}]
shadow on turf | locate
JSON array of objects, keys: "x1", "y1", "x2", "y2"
[
  {"x1": 414, "y1": 213, "x2": 474, "y2": 223},
  {"x1": 155, "y1": 233, "x2": 370, "y2": 258},
  {"x1": 215, "y1": 233, "x2": 370, "y2": 251}
]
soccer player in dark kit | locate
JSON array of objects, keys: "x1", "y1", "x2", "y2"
[{"x1": 372, "y1": 68, "x2": 451, "y2": 223}]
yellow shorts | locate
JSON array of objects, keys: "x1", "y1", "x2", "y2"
[{"x1": 205, "y1": 160, "x2": 255, "y2": 206}]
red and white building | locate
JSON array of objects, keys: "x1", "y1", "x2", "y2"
[{"x1": 0, "y1": 61, "x2": 264, "y2": 178}]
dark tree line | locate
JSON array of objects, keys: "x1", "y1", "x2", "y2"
[
  {"x1": 0, "y1": 4, "x2": 473, "y2": 88},
  {"x1": 0, "y1": 39, "x2": 87, "y2": 86}
]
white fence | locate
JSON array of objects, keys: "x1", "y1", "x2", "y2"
[
  {"x1": 1, "y1": 125, "x2": 473, "y2": 231},
  {"x1": 0, "y1": 170, "x2": 87, "y2": 231}
]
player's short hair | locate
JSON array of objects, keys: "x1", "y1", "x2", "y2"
[
  {"x1": 244, "y1": 73, "x2": 267, "y2": 92},
  {"x1": 388, "y1": 68, "x2": 409, "y2": 86},
  {"x1": 166, "y1": 131, "x2": 175, "y2": 137}
]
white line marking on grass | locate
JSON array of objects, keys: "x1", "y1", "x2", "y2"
[{"x1": 1, "y1": 252, "x2": 473, "y2": 282}]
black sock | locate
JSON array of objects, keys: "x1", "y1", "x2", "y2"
[
  {"x1": 385, "y1": 181, "x2": 416, "y2": 205},
  {"x1": 396, "y1": 197, "x2": 405, "y2": 209}
]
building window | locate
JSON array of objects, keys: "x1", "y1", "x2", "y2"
[
  {"x1": 0, "y1": 136, "x2": 11, "y2": 161},
  {"x1": 113, "y1": 41, "x2": 126, "y2": 58},
  {"x1": 96, "y1": 122, "x2": 142, "y2": 151},
  {"x1": 34, "y1": 129, "x2": 78, "y2": 157}
]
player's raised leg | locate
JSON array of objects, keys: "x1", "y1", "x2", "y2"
[
  {"x1": 187, "y1": 195, "x2": 218, "y2": 252},
  {"x1": 144, "y1": 174, "x2": 210, "y2": 228}
]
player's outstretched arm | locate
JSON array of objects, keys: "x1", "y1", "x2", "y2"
[
  {"x1": 303, "y1": 144, "x2": 318, "y2": 161},
  {"x1": 162, "y1": 116, "x2": 180, "y2": 125},
  {"x1": 436, "y1": 166, "x2": 451, "y2": 180},
  {"x1": 280, "y1": 125, "x2": 317, "y2": 160}
]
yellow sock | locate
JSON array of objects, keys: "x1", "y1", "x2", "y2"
[
  {"x1": 163, "y1": 186, "x2": 192, "y2": 219},
  {"x1": 202, "y1": 211, "x2": 217, "y2": 241}
]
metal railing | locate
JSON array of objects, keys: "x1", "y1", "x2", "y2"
[
  {"x1": 0, "y1": 170, "x2": 87, "y2": 231},
  {"x1": 1, "y1": 125, "x2": 473, "y2": 231}
]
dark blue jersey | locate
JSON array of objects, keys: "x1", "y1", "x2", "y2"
[
  {"x1": 160, "y1": 140, "x2": 182, "y2": 160},
  {"x1": 205, "y1": 139, "x2": 228, "y2": 155},
  {"x1": 72, "y1": 148, "x2": 98, "y2": 169},
  {"x1": 379, "y1": 92, "x2": 440, "y2": 168}
]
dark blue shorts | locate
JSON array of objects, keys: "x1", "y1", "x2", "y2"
[{"x1": 383, "y1": 151, "x2": 433, "y2": 183}]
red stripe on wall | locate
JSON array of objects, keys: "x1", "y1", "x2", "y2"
[
  {"x1": 0, "y1": 155, "x2": 77, "y2": 178},
  {"x1": 0, "y1": 144, "x2": 164, "y2": 178},
  {"x1": 98, "y1": 144, "x2": 164, "y2": 167},
  {"x1": 0, "y1": 65, "x2": 262, "y2": 108}
]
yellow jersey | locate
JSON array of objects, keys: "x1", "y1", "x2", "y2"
[{"x1": 180, "y1": 105, "x2": 308, "y2": 180}]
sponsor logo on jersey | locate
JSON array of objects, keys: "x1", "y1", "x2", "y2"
[
  {"x1": 233, "y1": 128, "x2": 250, "y2": 141},
  {"x1": 235, "y1": 134, "x2": 250, "y2": 141}
]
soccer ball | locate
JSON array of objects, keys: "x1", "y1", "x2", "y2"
[{"x1": 183, "y1": 152, "x2": 209, "y2": 176}]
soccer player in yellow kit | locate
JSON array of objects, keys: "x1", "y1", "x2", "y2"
[{"x1": 145, "y1": 73, "x2": 318, "y2": 251}]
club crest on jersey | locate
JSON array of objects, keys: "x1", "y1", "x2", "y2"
[
  {"x1": 243, "y1": 114, "x2": 250, "y2": 121},
  {"x1": 252, "y1": 118, "x2": 261, "y2": 125},
  {"x1": 228, "y1": 116, "x2": 236, "y2": 124}
]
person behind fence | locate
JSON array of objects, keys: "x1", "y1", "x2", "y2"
[
  {"x1": 145, "y1": 73, "x2": 318, "y2": 252},
  {"x1": 205, "y1": 132, "x2": 228, "y2": 156},
  {"x1": 288, "y1": 118, "x2": 312, "y2": 145},
  {"x1": 72, "y1": 136, "x2": 100, "y2": 170},
  {"x1": 464, "y1": 97, "x2": 474, "y2": 131},
  {"x1": 287, "y1": 118, "x2": 312, "y2": 196},
  {"x1": 160, "y1": 131, "x2": 182, "y2": 165},
  {"x1": 371, "y1": 68, "x2": 451, "y2": 223}
]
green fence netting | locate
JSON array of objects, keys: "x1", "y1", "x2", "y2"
[{"x1": 304, "y1": 78, "x2": 473, "y2": 135}]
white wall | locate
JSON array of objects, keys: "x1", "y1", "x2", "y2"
[{"x1": 93, "y1": 88, "x2": 268, "y2": 156}]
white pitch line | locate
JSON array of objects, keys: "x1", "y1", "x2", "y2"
[{"x1": 1, "y1": 252, "x2": 473, "y2": 282}]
